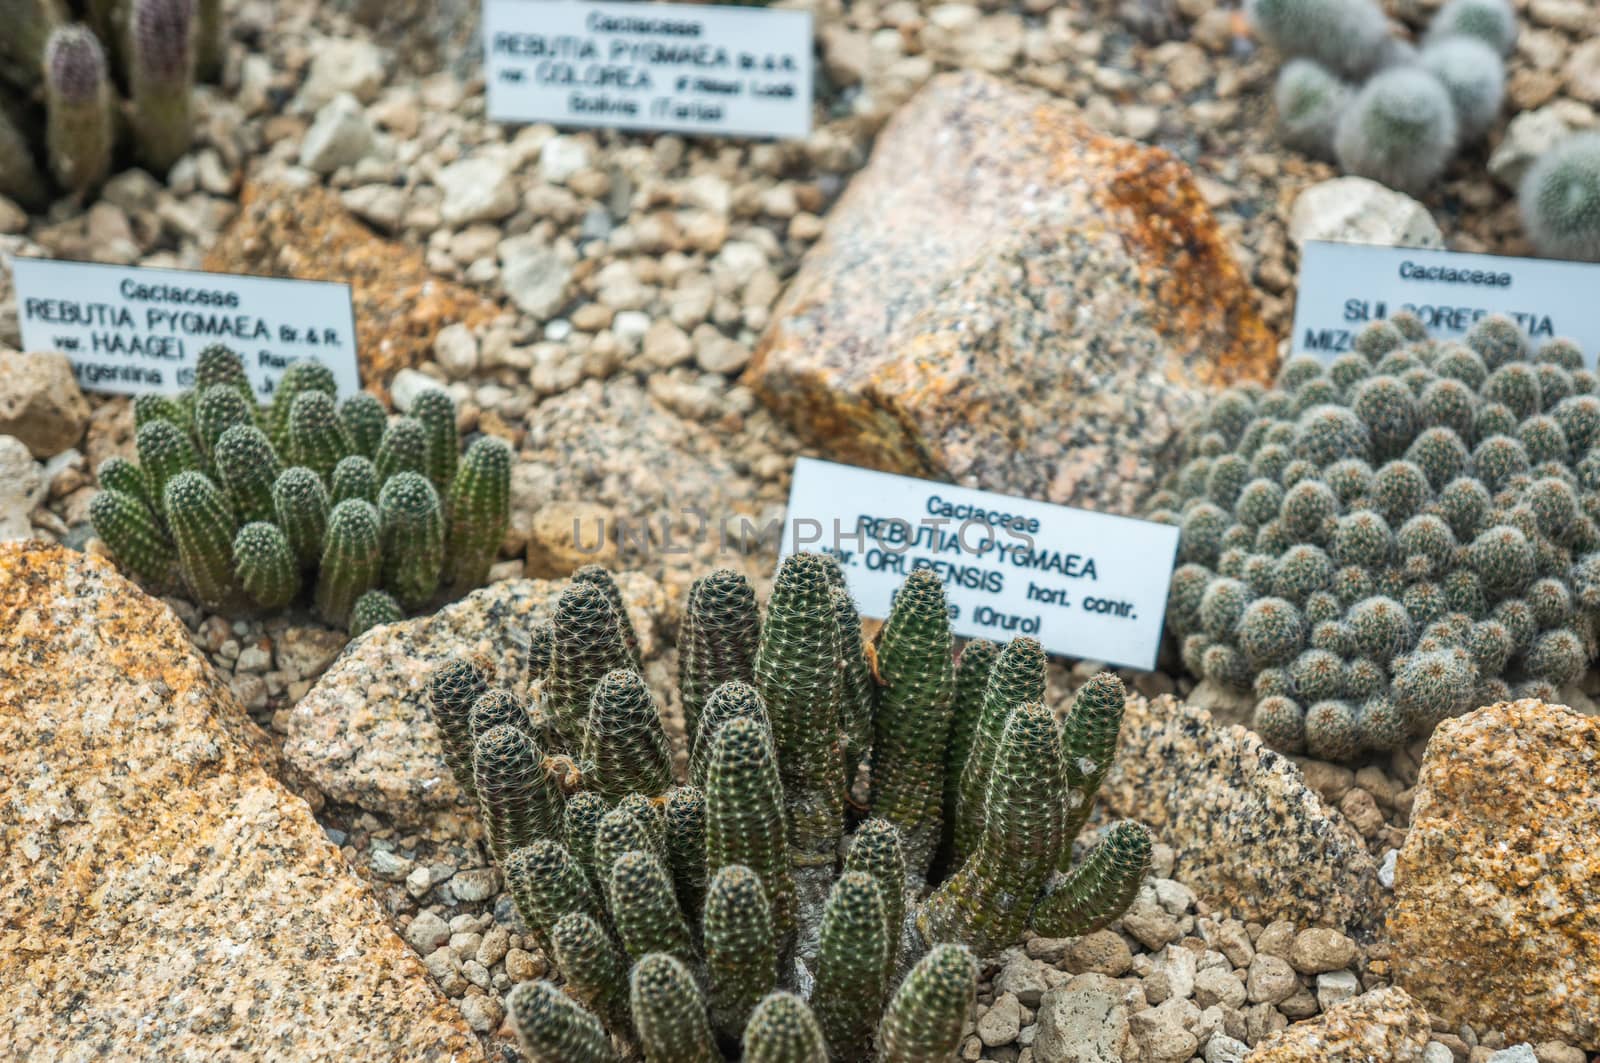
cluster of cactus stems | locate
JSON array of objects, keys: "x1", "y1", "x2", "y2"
[
  {"x1": 0, "y1": 0, "x2": 222, "y2": 206},
  {"x1": 90, "y1": 345, "x2": 510, "y2": 633},
  {"x1": 427, "y1": 557, "x2": 1153, "y2": 1062},
  {"x1": 1149, "y1": 314, "x2": 1600, "y2": 762}
]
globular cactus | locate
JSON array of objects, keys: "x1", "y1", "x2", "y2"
[
  {"x1": 703, "y1": 863, "x2": 778, "y2": 1041},
  {"x1": 443, "y1": 434, "x2": 511, "y2": 597},
  {"x1": 1421, "y1": 37, "x2": 1504, "y2": 143},
  {"x1": 163, "y1": 470, "x2": 241, "y2": 611},
  {"x1": 581, "y1": 669, "x2": 673, "y2": 801},
  {"x1": 272, "y1": 466, "x2": 331, "y2": 568},
  {"x1": 550, "y1": 912, "x2": 632, "y2": 1036},
  {"x1": 630, "y1": 953, "x2": 720, "y2": 1063},
  {"x1": 213, "y1": 425, "x2": 281, "y2": 525},
  {"x1": 90, "y1": 488, "x2": 174, "y2": 586},
  {"x1": 742, "y1": 992, "x2": 828, "y2": 1063},
  {"x1": 609, "y1": 849, "x2": 696, "y2": 965},
  {"x1": 811, "y1": 871, "x2": 889, "y2": 1061},
  {"x1": 507, "y1": 980, "x2": 617, "y2": 1063},
  {"x1": 876, "y1": 944, "x2": 977, "y2": 1063},
  {"x1": 1273, "y1": 59, "x2": 1351, "y2": 161},
  {"x1": 233, "y1": 520, "x2": 299, "y2": 609},
  {"x1": 128, "y1": 0, "x2": 196, "y2": 175},
  {"x1": 1245, "y1": 0, "x2": 1391, "y2": 80},
  {"x1": 330, "y1": 455, "x2": 380, "y2": 506},
  {"x1": 377, "y1": 471, "x2": 443, "y2": 610},
  {"x1": 135, "y1": 393, "x2": 186, "y2": 432},
  {"x1": 678, "y1": 568, "x2": 761, "y2": 736},
  {"x1": 348, "y1": 588, "x2": 403, "y2": 637},
  {"x1": 411, "y1": 387, "x2": 459, "y2": 493},
  {"x1": 869, "y1": 568, "x2": 955, "y2": 878},
  {"x1": 339, "y1": 392, "x2": 388, "y2": 459},
  {"x1": 1334, "y1": 68, "x2": 1459, "y2": 196},
  {"x1": 287, "y1": 389, "x2": 354, "y2": 483},
  {"x1": 1520, "y1": 134, "x2": 1600, "y2": 263},
  {"x1": 952, "y1": 637, "x2": 1045, "y2": 864},
  {"x1": 196, "y1": 344, "x2": 255, "y2": 406},
  {"x1": 43, "y1": 26, "x2": 113, "y2": 196},
  {"x1": 473, "y1": 723, "x2": 562, "y2": 862},
  {"x1": 1424, "y1": 0, "x2": 1515, "y2": 55},
  {"x1": 313, "y1": 497, "x2": 381, "y2": 626}
]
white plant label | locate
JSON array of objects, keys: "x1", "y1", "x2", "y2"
[
  {"x1": 780, "y1": 458, "x2": 1181, "y2": 671},
  {"x1": 1292, "y1": 240, "x2": 1600, "y2": 363},
  {"x1": 484, "y1": 0, "x2": 813, "y2": 139},
  {"x1": 10, "y1": 257, "x2": 361, "y2": 400}
]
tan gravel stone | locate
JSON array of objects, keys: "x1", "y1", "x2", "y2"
[{"x1": 1245, "y1": 987, "x2": 1430, "y2": 1061}]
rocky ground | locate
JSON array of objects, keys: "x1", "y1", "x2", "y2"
[{"x1": 2, "y1": 0, "x2": 1599, "y2": 1059}]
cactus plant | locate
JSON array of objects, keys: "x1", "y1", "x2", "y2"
[
  {"x1": 339, "y1": 392, "x2": 388, "y2": 459},
  {"x1": 89, "y1": 488, "x2": 174, "y2": 586},
  {"x1": 1421, "y1": 37, "x2": 1504, "y2": 143},
  {"x1": 163, "y1": 470, "x2": 240, "y2": 611},
  {"x1": 876, "y1": 945, "x2": 977, "y2": 1063},
  {"x1": 411, "y1": 387, "x2": 460, "y2": 493},
  {"x1": 507, "y1": 980, "x2": 617, "y2": 1063},
  {"x1": 1424, "y1": 0, "x2": 1515, "y2": 55},
  {"x1": 127, "y1": 0, "x2": 195, "y2": 174},
  {"x1": 1334, "y1": 68, "x2": 1459, "y2": 196},
  {"x1": 743, "y1": 993, "x2": 828, "y2": 1063},
  {"x1": 678, "y1": 568, "x2": 761, "y2": 737},
  {"x1": 474, "y1": 723, "x2": 563, "y2": 862},
  {"x1": 212, "y1": 425, "x2": 281, "y2": 525},
  {"x1": 43, "y1": 26, "x2": 113, "y2": 196},
  {"x1": 1245, "y1": 0, "x2": 1391, "y2": 80},
  {"x1": 233, "y1": 520, "x2": 299, "y2": 609},
  {"x1": 1273, "y1": 59, "x2": 1351, "y2": 161},
  {"x1": 630, "y1": 953, "x2": 720, "y2": 1063},
  {"x1": 550, "y1": 912, "x2": 632, "y2": 1037},
  {"x1": 1520, "y1": 134, "x2": 1600, "y2": 263},
  {"x1": 348, "y1": 588, "x2": 403, "y2": 637},
  {"x1": 313, "y1": 498, "x2": 381, "y2": 626},
  {"x1": 377, "y1": 471, "x2": 444, "y2": 610},
  {"x1": 443, "y1": 435, "x2": 512, "y2": 597},
  {"x1": 703, "y1": 863, "x2": 779, "y2": 1040},
  {"x1": 811, "y1": 871, "x2": 889, "y2": 1060}
]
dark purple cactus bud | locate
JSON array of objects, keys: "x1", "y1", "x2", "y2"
[
  {"x1": 132, "y1": 0, "x2": 196, "y2": 82},
  {"x1": 45, "y1": 26, "x2": 108, "y2": 104}
]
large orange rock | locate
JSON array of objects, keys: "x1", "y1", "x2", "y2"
[
  {"x1": 748, "y1": 72, "x2": 1275, "y2": 514},
  {"x1": 0, "y1": 542, "x2": 483, "y2": 1061}
]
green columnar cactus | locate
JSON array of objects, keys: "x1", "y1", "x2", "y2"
[
  {"x1": 527, "y1": 622, "x2": 556, "y2": 676},
  {"x1": 843, "y1": 818, "x2": 907, "y2": 990},
  {"x1": 609, "y1": 850, "x2": 695, "y2": 964},
  {"x1": 233, "y1": 521, "x2": 299, "y2": 609},
  {"x1": 43, "y1": 26, "x2": 113, "y2": 196},
  {"x1": 313, "y1": 497, "x2": 382, "y2": 626},
  {"x1": 1059, "y1": 673, "x2": 1129, "y2": 846},
  {"x1": 377, "y1": 471, "x2": 444, "y2": 610},
  {"x1": 272, "y1": 466, "x2": 331, "y2": 567},
  {"x1": 630, "y1": 953, "x2": 720, "y2": 1063},
  {"x1": 544, "y1": 582, "x2": 634, "y2": 749},
  {"x1": 678, "y1": 569, "x2": 761, "y2": 738},
  {"x1": 664, "y1": 785, "x2": 707, "y2": 922},
  {"x1": 137, "y1": 418, "x2": 200, "y2": 517},
  {"x1": 194, "y1": 0, "x2": 224, "y2": 80},
  {"x1": 426, "y1": 658, "x2": 488, "y2": 797},
  {"x1": 411, "y1": 387, "x2": 460, "y2": 494},
  {"x1": 373, "y1": 416, "x2": 429, "y2": 483},
  {"x1": 563, "y1": 790, "x2": 609, "y2": 891},
  {"x1": 97, "y1": 457, "x2": 149, "y2": 505},
  {"x1": 832, "y1": 586, "x2": 875, "y2": 771},
  {"x1": 213, "y1": 425, "x2": 281, "y2": 524},
  {"x1": 443, "y1": 435, "x2": 511, "y2": 596},
  {"x1": 330, "y1": 455, "x2": 380, "y2": 506},
  {"x1": 688, "y1": 680, "x2": 770, "y2": 790},
  {"x1": 754, "y1": 551, "x2": 845, "y2": 867},
  {"x1": 1521, "y1": 134, "x2": 1600, "y2": 263},
  {"x1": 702, "y1": 863, "x2": 778, "y2": 1041},
  {"x1": 876, "y1": 944, "x2": 977, "y2": 1063},
  {"x1": 473, "y1": 723, "x2": 562, "y2": 862},
  {"x1": 348, "y1": 588, "x2": 403, "y2": 636},
  {"x1": 1033, "y1": 821, "x2": 1153, "y2": 938},
  {"x1": 550, "y1": 912, "x2": 632, "y2": 1036},
  {"x1": 196, "y1": 343, "x2": 254, "y2": 406},
  {"x1": 812, "y1": 871, "x2": 890, "y2": 1061},
  {"x1": 507, "y1": 980, "x2": 618, "y2": 1063},
  {"x1": 90, "y1": 488, "x2": 174, "y2": 586},
  {"x1": 581, "y1": 669, "x2": 672, "y2": 800},
  {"x1": 470, "y1": 690, "x2": 531, "y2": 742},
  {"x1": 339, "y1": 392, "x2": 388, "y2": 459},
  {"x1": 952, "y1": 638, "x2": 1045, "y2": 863},
  {"x1": 705, "y1": 716, "x2": 796, "y2": 956},
  {"x1": 940, "y1": 639, "x2": 998, "y2": 868},
  {"x1": 917, "y1": 703, "x2": 1066, "y2": 956},
  {"x1": 163, "y1": 471, "x2": 240, "y2": 611},
  {"x1": 743, "y1": 992, "x2": 829, "y2": 1063},
  {"x1": 617, "y1": 792, "x2": 669, "y2": 855},
  {"x1": 135, "y1": 393, "x2": 185, "y2": 431},
  {"x1": 0, "y1": 97, "x2": 48, "y2": 210},
  {"x1": 194, "y1": 385, "x2": 255, "y2": 461},
  {"x1": 265, "y1": 360, "x2": 336, "y2": 454},
  {"x1": 128, "y1": 0, "x2": 195, "y2": 175},
  {"x1": 574, "y1": 564, "x2": 641, "y2": 668},
  {"x1": 869, "y1": 568, "x2": 955, "y2": 877},
  {"x1": 593, "y1": 806, "x2": 666, "y2": 899},
  {"x1": 287, "y1": 389, "x2": 353, "y2": 483},
  {"x1": 505, "y1": 839, "x2": 604, "y2": 945}
]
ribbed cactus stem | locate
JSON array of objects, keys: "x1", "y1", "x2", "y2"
[
  {"x1": 443, "y1": 434, "x2": 511, "y2": 597},
  {"x1": 573, "y1": 564, "x2": 640, "y2": 667},
  {"x1": 411, "y1": 387, "x2": 460, "y2": 494},
  {"x1": 271, "y1": 466, "x2": 330, "y2": 567},
  {"x1": 940, "y1": 639, "x2": 999, "y2": 870},
  {"x1": 348, "y1": 588, "x2": 403, "y2": 637},
  {"x1": 580, "y1": 668, "x2": 672, "y2": 801},
  {"x1": 688, "y1": 680, "x2": 770, "y2": 791},
  {"x1": 373, "y1": 416, "x2": 428, "y2": 483},
  {"x1": 162, "y1": 470, "x2": 240, "y2": 611},
  {"x1": 507, "y1": 980, "x2": 618, "y2": 1063},
  {"x1": 843, "y1": 818, "x2": 908, "y2": 990},
  {"x1": 678, "y1": 568, "x2": 761, "y2": 736},
  {"x1": 137, "y1": 418, "x2": 201, "y2": 519},
  {"x1": 287, "y1": 389, "x2": 353, "y2": 483},
  {"x1": 43, "y1": 26, "x2": 113, "y2": 195},
  {"x1": 832, "y1": 585, "x2": 875, "y2": 771},
  {"x1": 90, "y1": 488, "x2": 175, "y2": 586},
  {"x1": 472, "y1": 723, "x2": 562, "y2": 863},
  {"x1": 338, "y1": 392, "x2": 388, "y2": 459},
  {"x1": 425, "y1": 659, "x2": 489, "y2": 799},
  {"x1": 869, "y1": 568, "x2": 956, "y2": 878},
  {"x1": 468, "y1": 689, "x2": 529, "y2": 743},
  {"x1": 194, "y1": 384, "x2": 256, "y2": 461},
  {"x1": 1059, "y1": 672, "x2": 1130, "y2": 848},
  {"x1": 917, "y1": 702, "x2": 1067, "y2": 957},
  {"x1": 377, "y1": 471, "x2": 444, "y2": 610},
  {"x1": 702, "y1": 863, "x2": 778, "y2": 1041},
  {"x1": 664, "y1": 785, "x2": 707, "y2": 923},
  {"x1": 753, "y1": 552, "x2": 845, "y2": 868},
  {"x1": 97, "y1": 456, "x2": 150, "y2": 506},
  {"x1": 952, "y1": 637, "x2": 1045, "y2": 863},
  {"x1": 544, "y1": 581, "x2": 634, "y2": 749},
  {"x1": 213, "y1": 425, "x2": 281, "y2": 525},
  {"x1": 876, "y1": 944, "x2": 977, "y2": 1063},
  {"x1": 129, "y1": 0, "x2": 196, "y2": 175},
  {"x1": 233, "y1": 521, "x2": 299, "y2": 609},
  {"x1": 194, "y1": 0, "x2": 224, "y2": 81},
  {"x1": 610, "y1": 849, "x2": 696, "y2": 964},
  {"x1": 1, "y1": 0, "x2": 64, "y2": 91},
  {"x1": 550, "y1": 912, "x2": 632, "y2": 1037},
  {"x1": 705, "y1": 716, "x2": 796, "y2": 960},
  {"x1": 593, "y1": 806, "x2": 666, "y2": 902},
  {"x1": 1033, "y1": 820, "x2": 1152, "y2": 938},
  {"x1": 313, "y1": 497, "x2": 381, "y2": 626},
  {"x1": 330, "y1": 455, "x2": 380, "y2": 506},
  {"x1": 503, "y1": 838, "x2": 603, "y2": 947},
  {"x1": 265, "y1": 360, "x2": 336, "y2": 454},
  {"x1": 134, "y1": 392, "x2": 185, "y2": 432},
  {"x1": 617, "y1": 792, "x2": 669, "y2": 862},
  {"x1": 812, "y1": 871, "x2": 890, "y2": 1061},
  {"x1": 629, "y1": 953, "x2": 719, "y2": 1063},
  {"x1": 563, "y1": 790, "x2": 608, "y2": 893},
  {"x1": 743, "y1": 992, "x2": 829, "y2": 1063},
  {"x1": 195, "y1": 344, "x2": 254, "y2": 405}
]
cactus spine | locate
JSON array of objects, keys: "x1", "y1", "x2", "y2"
[
  {"x1": 876, "y1": 944, "x2": 977, "y2": 1063},
  {"x1": 702, "y1": 863, "x2": 778, "y2": 1041},
  {"x1": 507, "y1": 980, "x2": 618, "y2": 1063},
  {"x1": 630, "y1": 953, "x2": 720, "y2": 1063},
  {"x1": 233, "y1": 521, "x2": 299, "y2": 609},
  {"x1": 811, "y1": 871, "x2": 890, "y2": 1061},
  {"x1": 163, "y1": 470, "x2": 240, "y2": 611}
]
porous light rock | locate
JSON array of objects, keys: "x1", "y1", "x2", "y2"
[{"x1": 1244, "y1": 987, "x2": 1430, "y2": 1061}]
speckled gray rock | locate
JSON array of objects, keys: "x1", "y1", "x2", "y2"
[
  {"x1": 284, "y1": 573, "x2": 668, "y2": 824},
  {"x1": 1244, "y1": 987, "x2": 1430, "y2": 1061},
  {"x1": 748, "y1": 71, "x2": 1275, "y2": 515},
  {"x1": 0, "y1": 543, "x2": 482, "y2": 1061},
  {"x1": 1099, "y1": 694, "x2": 1380, "y2": 933}
]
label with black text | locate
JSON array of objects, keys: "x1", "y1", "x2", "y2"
[
  {"x1": 10, "y1": 257, "x2": 361, "y2": 400},
  {"x1": 1293, "y1": 241, "x2": 1600, "y2": 362},
  {"x1": 780, "y1": 458, "x2": 1180, "y2": 670},
  {"x1": 484, "y1": 0, "x2": 813, "y2": 139}
]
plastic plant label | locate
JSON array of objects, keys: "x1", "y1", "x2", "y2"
[
  {"x1": 10, "y1": 257, "x2": 361, "y2": 400},
  {"x1": 484, "y1": 0, "x2": 813, "y2": 139},
  {"x1": 780, "y1": 457, "x2": 1181, "y2": 670}
]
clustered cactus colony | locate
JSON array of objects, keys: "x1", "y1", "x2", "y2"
[
  {"x1": 90, "y1": 345, "x2": 511, "y2": 633},
  {"x1": 0, "y1": 0, "x2": 219, "y2": 206},
  {"x1": 428, "y1": 556, "x2": 1153, "y2": 1062},
  {"x1": 1149, "y1": 314, "x2": 1600, "y2": 762},
  {"x1": 1252, "y1": 0, "x2": 1511, "y2": 194},
  {"x1": 1520, "y1": 133, "x2": 1600, "y2": 264}
]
